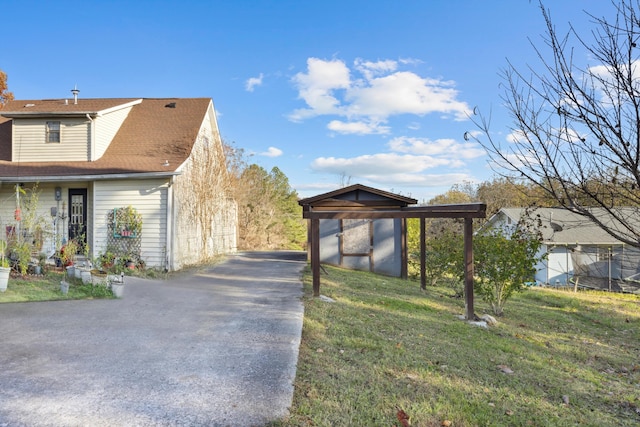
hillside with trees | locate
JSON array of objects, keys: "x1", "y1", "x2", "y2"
[{"x1": 224, "y1": 142, "x2": 306, "y2": 250}]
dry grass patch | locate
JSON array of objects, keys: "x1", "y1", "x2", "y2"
[{"x1": 273, "y1": 265, "x2": 640, "y2": 427}]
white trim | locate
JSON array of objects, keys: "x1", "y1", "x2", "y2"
[{"x1": 0, "y1": 171, "x2": 182, "y2": 183}]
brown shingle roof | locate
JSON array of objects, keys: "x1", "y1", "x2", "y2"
[
  {"x1": 299, "y1": 183, "x2": 418, "y2": 206},
  {"x1": 1, "y1": 98, "x2": 141, "y2": 115},
  {"x1": 0, "y1": 97, "x2": 212, "y2": 179}
]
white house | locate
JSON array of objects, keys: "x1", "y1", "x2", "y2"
[
  {"x1": 0, "y1": 93, "x2": 237, "y2": 271},
  {"x1": 483, "y1": 207, "x2": 640, "y2": 292}
]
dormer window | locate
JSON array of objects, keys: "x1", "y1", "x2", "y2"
[{"x1": 46, "y1": 121, "x2": 60, "y2": 143}]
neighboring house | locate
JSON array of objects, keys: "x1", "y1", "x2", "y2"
[
  {"x1": 483, "y1": 207, "x2": 640, "y2": 292},
  {"x1": 299, "y1": 184, "x2": 417, "y2": 278},
  {"x1": 0, "y1": 93, "x2": 237, "y2": 271}
]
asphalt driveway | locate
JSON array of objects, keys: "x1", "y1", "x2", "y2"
[{"x1": 0, "y1": 251, "x2": 306, "y2": 427}]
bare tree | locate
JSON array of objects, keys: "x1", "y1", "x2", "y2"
[
  {"x1": 473, "y1": 0, "x2": 640, "y2": 247},
  {"x1": 176, "y1": 131, "x2": 236, "y2": 261}
]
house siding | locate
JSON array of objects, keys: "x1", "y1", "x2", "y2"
[
  {"x1": 537, "y1": 245, "x2": 574, "y2": 285},
  {"x1": 94, "y1": 106, "x2": 133, "y2": 160},
  {"x1": 172, "y1": 195, "x2": 237, "y2": 270},
  {"x1": 0, "y1": 182, "x2": 79, "y2": 258},
  {"x1": 171, "y1": 104, "x2": 238, "y2": 270},
  {"x1": 93, "y1": 179, "x2": 169, "y2": 268},
  {"x1": 12, "y1": 118, "x2": 90, "y2": 161},
  {"x1": 0, "y1": 97, "x2": 239, "y2": 274}
]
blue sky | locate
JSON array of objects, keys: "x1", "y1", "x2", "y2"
[{"x1": 2, "y1": 0, "x2": 613, "y2": 202}]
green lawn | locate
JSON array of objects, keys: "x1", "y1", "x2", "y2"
[
  {"x1": 0, "y1": 270, "x2": 114, "y2": 302},
  {"x1": 275, "y1": 265, "x2": 640, "y2": 427}
]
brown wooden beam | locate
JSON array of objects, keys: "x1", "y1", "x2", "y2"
[
  {"x1": 304, "y1": 208, "x2": 485, "y2": 220},
  {"x1": 400, "y1": 218, "x2": 408, "y2": 279},
  {"x1": 311, "y1": 218, "x2": 321, "y2": 297},
  {"x1": 420, "y1": 217, "x2": 426, "y2": 290},
  {"x1": 464, "y1": 218, "x2": 475, "y2": 320}
]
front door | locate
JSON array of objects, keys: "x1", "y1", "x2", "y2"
[{"x1": 68, "y1": 189, "x2": 87, "y2": 246}]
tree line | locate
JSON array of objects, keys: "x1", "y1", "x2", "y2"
[{"x1": 224, "y1": 142, "x2": 306, "y2": 251}]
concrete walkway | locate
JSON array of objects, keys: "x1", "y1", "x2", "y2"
[{"x1": 0, "y1": 251, "x2": 306, "y2": 427}]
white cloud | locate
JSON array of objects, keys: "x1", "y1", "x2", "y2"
[
  {"x1": 327, "y1": 120, "x2": 390, "y2": 135},
  {"x1": 260, "y1": 146, "x2": 283, "y2": 157},
  {"x1": 288, "y1": 57, "x2": 472, "y2": 129},
  {"x1": 307, "y1": 133, "x2": 486, "y2": 190},
  {"x1": 399, "y1": 57, "x2": 423, "y2": 66},
  {"x1": 367, "y1": 172, "x2": 474, "y2": 187},
  {"x1": 388, "y1": 136, "x2": 486, "y2": 159},
  {"x1": 245, "y1": 73, "x2": 264, "y2": 92},
  {"x1": 311, "y1": 153, "x2": 451, "y2": 175},
  {"x1": 347, "y1": 71, "x2": 471, "y2": 120},
  {"x1": 354, "y1": 58, "x2": 398, "y2": 81},
  {"x1": 288, "y1": 58, "x2": 350, "y2": 121},
  {"x1": 309, "y1": 152, "x2": 473, "y2": 188}
]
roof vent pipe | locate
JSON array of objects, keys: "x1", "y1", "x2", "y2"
[{"x1": 71, "y1": 85, "x2": 80, "y2": 104}]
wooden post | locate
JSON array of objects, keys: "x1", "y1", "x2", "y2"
[
  {"x1": 420, "y1": 217, "x2": 426, "y2": 290},
  {"x1": 311, "y1": 218, "x2": 321, "y2": 297},
  {"x1": 400, "y1": 218, "x2": 408, "y2": 279},
  {"x1": 464, "y1": 218, "x2": 475, "y2": 320}
]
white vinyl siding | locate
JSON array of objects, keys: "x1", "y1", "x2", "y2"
[
  {"x1": 171, "y1": 104, "x2": 238, "y2": 270},
  {"x1": 93, "y1": 179, "x2": 169, "y2": 268},
  {"x1": 12, "y1": 118, "x2": 90, "y2": 161},
  {"x1": 93, "y1": 106, "x2": 133, "y2": 159},
  {"x1": 0, "y1": 183, "x2": 71, "y2": 258}
]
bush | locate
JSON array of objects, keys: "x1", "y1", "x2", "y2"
[{"x1": 472, "y1": 228, "x2": 544, "y2": 316}]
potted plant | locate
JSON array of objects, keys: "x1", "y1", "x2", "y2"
[
  {"x1": 80, "y1": 268, "x2": 92, "y2": 284},
  {"x1": 60, "y1": 239, "x2": 78, "y2": 266},
  {"x1": 34, "y1": 252, "x2": 46, "y2": 275},
  {"x1": 0, "y1": 240, "x2": 10, "y2": 292},
  {"x1": 110, "y1": 206, "x2": 143, "y2": 238},
  {"x1": 9, "y1": 240, "x2": 31, "y2": 276},
  {"x1": 90, "y1": 268, "x2": 109, "y2": 286},
  {"x1": 110, "y1": 272, "x2": 125, "y2": 298},
  {"x1": 60, "y1": 239, "x2": 79, "y2": 278},
  {"x1": 99, "y1": 250, "x2": 116, "y2": 271}
]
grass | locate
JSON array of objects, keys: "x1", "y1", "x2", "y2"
[
  {"x1": 0, "y1": 270, "x2": 114, "y2": 302},
  {"x1": 274, "y1": 265, "x2": 640, "y2": 427},
  {"x1": 0, "y1": 256, "x2": 225, "y2": 303}
]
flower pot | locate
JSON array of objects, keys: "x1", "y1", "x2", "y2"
[
  {"x1": 111, "y1": 283, "x2": 124, "y2": 298},
  {"x1": 60, "y1": 280, "x2": 69, "y2": 295},
  {"x1": 33, "y1": 265, "x2": 42, "y2": 275},
  {"x1": 90, "y1": 269, "x2": 108, "y2": 286},
  {"x1": 0, "y1": 266, "x2": 10, "y2": 292},
  {"x1": 66, "y1": 265, "x2": 75, "y2": 278},
  {"x1": 80, "y1": 269, "x2": 92, "y2": 284}
]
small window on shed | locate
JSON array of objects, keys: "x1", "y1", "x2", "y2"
[{"x1": 46, "y1": 121, "x2": 61, "y2": 143}]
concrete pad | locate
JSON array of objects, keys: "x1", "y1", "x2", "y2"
[{"x1": 0, "y1": 251, "x2": 306, "y2": 426}]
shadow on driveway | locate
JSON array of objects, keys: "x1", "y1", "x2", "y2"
[{"x1": 0, "y1": 251, "x2": 306, "y2": 426}]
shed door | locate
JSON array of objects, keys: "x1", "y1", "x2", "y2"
[{"x1": 340, "y1": 219, "x2": 373, "y2": 271}]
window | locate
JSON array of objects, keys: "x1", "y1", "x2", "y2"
[
  {"x1": 597, "y1": 247, "x2": 612, "y2": 262},
  {"x1": 46, "y1": 121, "x2": 60, "y2": 143}
]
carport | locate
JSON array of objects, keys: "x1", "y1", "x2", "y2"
[{"x1": 300, "y1": 185, "x2": 486, "y2": 320}]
